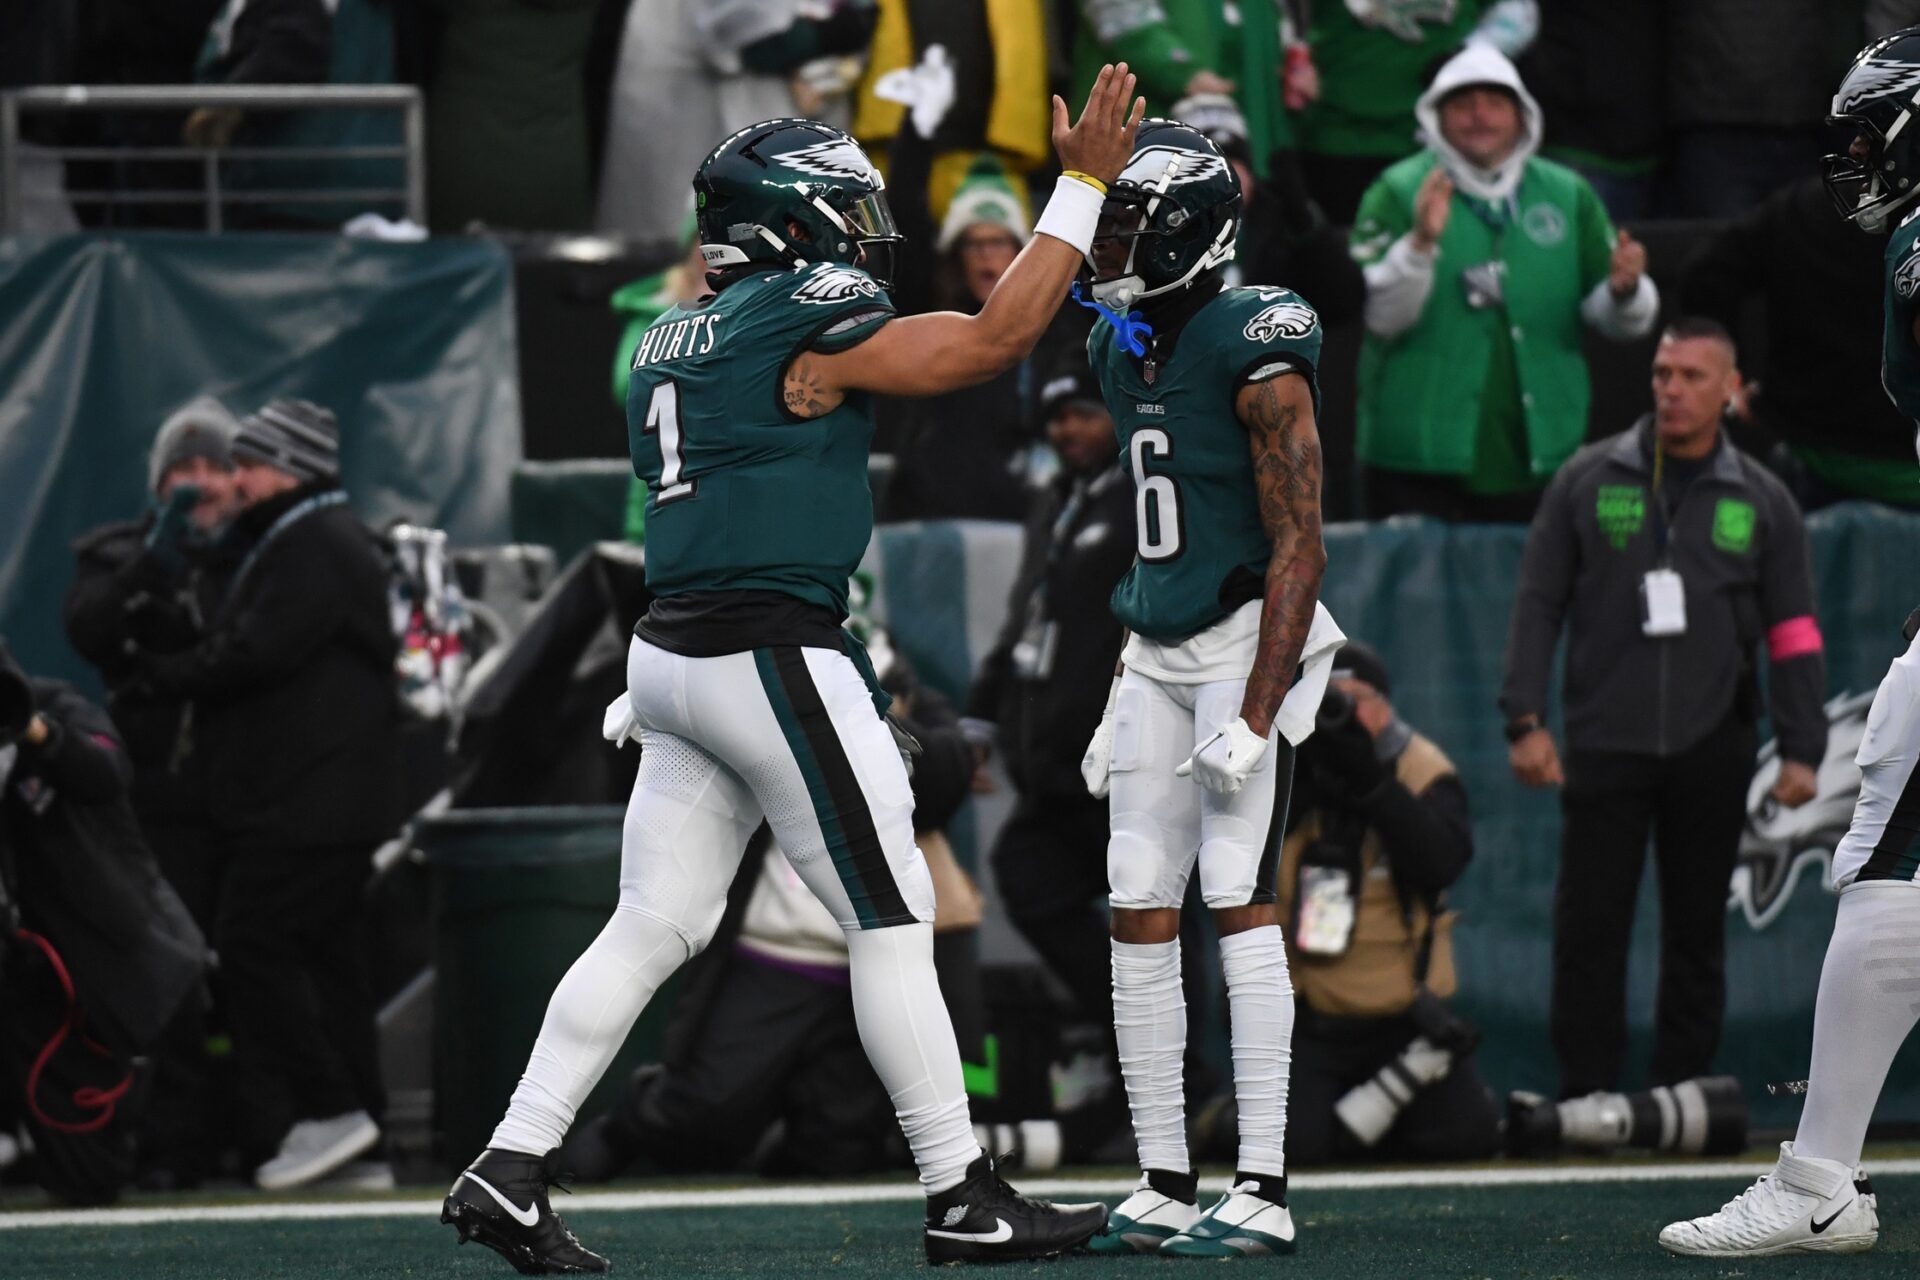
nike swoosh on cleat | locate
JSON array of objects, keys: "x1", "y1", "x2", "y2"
[
  {"x1": 461, "y1": 1172, "x2": 540, "y2": 1228},
  {"x1": 926, "y1": 1218, "x2": 1014, "y2": 1244},
  {"x1": 1810, "y1": 1201, "x2": 1852, "y2": 1234}
]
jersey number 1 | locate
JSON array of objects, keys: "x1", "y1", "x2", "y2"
[
  {"x1": 1130, "y1": 427, "x2": 1184, "y2": 561},
  {"x1": 644, "y1": 381, "x2": 696, "y2": 505}
]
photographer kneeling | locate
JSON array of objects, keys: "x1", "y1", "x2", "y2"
[
  {"x1": 0, "y1": 642, "x2": 206, "y2": 1204},
  {"x1": 1278, "y1": 642, "x2": 1500, "y2": 1165}
]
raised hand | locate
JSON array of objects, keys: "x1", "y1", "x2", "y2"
[
  {"x1": 1411, "y1": 166, "x2": 1453, "y2": 253},
  {"x1": 1609, "y1": 229, "x2": 1647, "y2": 298},
  {"x1": 1051, "y1": 63, "x2": 1147, "y2": 188}
]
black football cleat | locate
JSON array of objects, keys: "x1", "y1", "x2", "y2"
[
  {"x1": 923, "y1": 1152, "x2": 1107, "y2": 1264},
  {"x1": 441, "y1": 1147, "x2": 610, "y2": 1275}
]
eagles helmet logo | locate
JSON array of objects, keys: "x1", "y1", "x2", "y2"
[
  {"x1": 1120, "y1": 146, "x2": 1230, "y2": 190},
  {"x1": 1897, "y1": 250, "x2": 1920, "y2": 299},
  {"x1": 1729, "y1": 691, "x2": 1874, "y2": 931},
  {"x1": 781, "y1": 138, "x2": 882, "y2": 184},
  {"x1": 1836, "y1": 59, "x2": 1920, "y2": 115},
  {"x1": 793, "y1": 264, "x2": 882, "y2": 306},
  {"x1": 1243, "y1": 300, "x2": 1319, "y2": 344}
]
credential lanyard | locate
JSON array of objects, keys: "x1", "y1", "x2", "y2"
[{"x1": 224, "y1": 490, "x2": 350, "y2": 611}]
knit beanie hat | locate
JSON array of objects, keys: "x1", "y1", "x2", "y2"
[
  {"x1": 936, "y1": 154, "x2": 1031, "y2": 252},
  {"x1": 232, "y1": 398, "x2": 341, "y2": 484},
  {"x1": 148, "y1": 394, "x2": 240, "y2": 494}
]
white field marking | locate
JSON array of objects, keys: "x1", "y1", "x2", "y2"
[{"x1": 5, "y1": 1160, "x2": 1920, "y2": 1232}]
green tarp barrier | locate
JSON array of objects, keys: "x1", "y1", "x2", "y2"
[{"x1": 0, "y1": 233, "x2": 521, "y2": 684}]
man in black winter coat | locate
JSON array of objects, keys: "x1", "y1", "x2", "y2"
[
  {"x1": 1680, "y1": 174, "x2": 1919, "y2": 509},
  {"x1": 66, "y1": 394, "x2": 241, "y2": 930},
  {"x1": 965, "y1": 369, "x2": 1136, "y2": 1106},
  {"x1": 138, "y1": 398, "x2": 400, "y2": 1190}
]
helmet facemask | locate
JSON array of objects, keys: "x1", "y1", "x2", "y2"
[{"x1": 1822, "y1": 114, "x2": 1920, "y2": 232}]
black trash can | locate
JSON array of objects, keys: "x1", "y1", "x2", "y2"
[{"x1": 421, "y1": 805, "x2": 679, "y2": 1170}]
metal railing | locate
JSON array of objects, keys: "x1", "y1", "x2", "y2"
[{"x1": 0, "y1": 84, "x2": 426, "y2": 232}]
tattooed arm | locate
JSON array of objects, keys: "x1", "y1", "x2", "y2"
[{"x1": 1233, "y1": 372, "x2": 1326, "y2": 739}]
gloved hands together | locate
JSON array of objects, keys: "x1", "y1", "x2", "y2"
[
  {"x1": 1177, "y1": 716, "x2": 1268, "y2": 795},
  {"x1": 1080, "y1": 677, "x2": 1121, "y2": 798}
]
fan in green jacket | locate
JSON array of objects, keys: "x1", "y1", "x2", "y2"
[
  {"x1": 1350, "y1": 43, "x2": 1657, "y2": 520},
  {"x1": 1072, "y1": 0, "x2": 1292, "y2": 176}
]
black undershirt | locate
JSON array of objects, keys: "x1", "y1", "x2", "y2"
[{"x1": 636, "y1": 589, "x2": 847, "y2": 657}]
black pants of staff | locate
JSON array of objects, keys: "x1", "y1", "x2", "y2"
[
  {"x1": 1284, "y1": 1007, "x2": 1502, "y2": 1167},
  {"x1": 217, "y1": 842, "x2": 385, "y2": 1159},
  {"x1": 1551, "y1": 711, "x2": 1756, "y2": 1098},
  {"x1": 991, "y1": 793, "x2": 1217, "y2": 1099}
]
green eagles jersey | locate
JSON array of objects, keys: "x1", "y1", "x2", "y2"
[
  {"x1": 1883, "y1": 210, "x2": 1920, "y2": 424},
  {"x1": 1089, "y1": 285, "x2": 1323, "y2": 644},
  {"x1": 627, "y1": 261, "x2": 895, "y2": 617}
]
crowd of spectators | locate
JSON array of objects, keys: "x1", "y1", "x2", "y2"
[{"x1": 6, "y1": 0, "x2": 1920, "y2": 1203}]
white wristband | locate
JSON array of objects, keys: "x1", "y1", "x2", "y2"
[{"x1": 1034, "y1": 174, "x2": 1105, "y2": 256}]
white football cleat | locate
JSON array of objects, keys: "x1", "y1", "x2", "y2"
[
  {"x1": 1160, "y1": 1182, "x2": 1297, "y2": 1257},
  {"x1": 1659, "y1": 1142, "x2": 1879, "y2": 1257},
  {"x1": 1087, "y1": 1177, "x2": 1202, "y2": 1254}
]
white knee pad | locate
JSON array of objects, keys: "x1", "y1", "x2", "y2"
[
  {"x1": 1108, "y1": 807, "x2": 1185, "y2": 909},
  {"x1": 1198, "y1": 818, "x2": 1265, "y2": 908}
]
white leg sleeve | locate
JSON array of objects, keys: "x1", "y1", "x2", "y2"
[
  {"x1": 1793, "y1": 883, "x2": 1920, "y2": 1168},
  {"x1": 488, "y1": 729, "x2": 759, "y2": 1156},
  {"x1": 845, "y1": 922, "x2": 981, "y2": 1195},
  {"x1": 1112, "y1": 937, "x2": 1190, "y2": 1174},
  {"x1": 1219, "y1": 924, "x2": 1294, "y2": 1177}
]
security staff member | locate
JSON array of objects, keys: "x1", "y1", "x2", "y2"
[
  {"x1": 1277, "y1": 642, "x2": 1500, "y2": 1166},
  {"x1": 1500, "y1": 318, "x2": 1827, "y2": 1098},
  {"x1": 965, "y1": 365, "x2": 1135, "y2": 1093}
]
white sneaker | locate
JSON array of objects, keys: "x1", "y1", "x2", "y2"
[
  {"x1": 254, "y1": 1110, "x2": 381, "y2": 1191},
  {"x1": 1160, "y1": 1182, "x2": 1296, "y2": 1257},
  {"x1": 319, "y1": 1159, "x2": 397, "y2": 1191},
  {"x1": 1659, "y1": 1142, "x2": 1879, "y2": 1257},
  {"x1": 1086, "y1": 1177, "x2": 1202, "y2": 1254}
]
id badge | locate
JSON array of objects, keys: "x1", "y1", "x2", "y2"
[
  {"x1": 1640, "y1": 568, "x2": 1687, "y2": 637},
  {"x1": 1294, "y1": 865, "x2": 1357, "y2": 956}
]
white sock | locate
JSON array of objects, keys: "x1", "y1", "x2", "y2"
[
  {"x1": 1220, "y1": 924, "x2": 1293, "y2": 1177},
  {"x1": 845, "y1": 922, "x2": 981, "y2": 1195},
  {"x1": 1794, "y1": 884, "x2": 1920, "y2": 1168},
  {"x1": 489, "y1": 904, "x2": 691, "y2": 1156},
  {"x1": 1112, "y1": 937, "x2": 1189, "y2": 1175}
]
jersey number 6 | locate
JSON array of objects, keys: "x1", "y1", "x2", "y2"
[
  {"x1": 1130, "y1": 427, "x2": 1184, "y2": 562},
  {"x1": 643, "y1": 380, "x2": 697, "y2": 505}
]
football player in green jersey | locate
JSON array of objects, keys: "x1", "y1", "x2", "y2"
[
  {"x1": 442, "y1": 69, "x2": 1147, "y2": 1273},
  {"x1": 1660, "y1": 27, "x2": 1920, "y2": 1259},
  {"x1": 1074, "y1": 120, "x2": 1345, "y2": 1259}
]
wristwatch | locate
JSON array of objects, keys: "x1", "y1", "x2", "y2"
[{"x1": 1503, "y1": 714, "x2": 1543, "y2": 744}]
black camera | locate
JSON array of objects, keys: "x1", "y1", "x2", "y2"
[
  {"x1": 1315, "y1": 686, "x2": 1355, "y2": 735},
  {"x1": 0, "y1": 642, "x2": 33, "y2": 750}
]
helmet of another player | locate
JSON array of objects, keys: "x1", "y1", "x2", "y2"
[
  {"x1": 693, "y1": 118, "x2": 904, "y2": 288},
  {"x1": 1825, "y1": 27, "x2": 1920, "y2": 232},
  {"x1": 1086, "y1": 120, "x2": 1241, "y2": 309}
]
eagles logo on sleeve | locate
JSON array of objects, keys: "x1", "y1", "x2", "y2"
[
  {"x1": 1243, "y1": 299, "x2": 1319, "y2": 344},
  {"x1": 793, "y1": 265, "x2": 884, "y2": 306},
  {"x1": 1896, "y1": 248, "x2": 1920, "y2": 300},
  {"x1": 780, "y1": 138, "x2": 885, "y2": 184}
]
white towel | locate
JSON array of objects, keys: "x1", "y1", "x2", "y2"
[{"x1": 1272, "y1": 601, "x2": 1347, "y2": 747}]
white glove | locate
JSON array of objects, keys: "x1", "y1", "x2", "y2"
[
  {"x1": 1080, "y1": 677, "x2": 1121, "y2": 798},
  {"x1": 1177, "y1": 716, "x2": 1268, "y2": 795}
]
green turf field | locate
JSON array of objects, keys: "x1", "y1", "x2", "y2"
[{"x1": 5, "y1": 1160, "x2": 1917, "y2": 1279}]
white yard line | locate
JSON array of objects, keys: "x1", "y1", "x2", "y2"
[{"x1": 5, "y1": 1159, "x2": 1919, "y2": 1232}]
